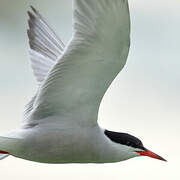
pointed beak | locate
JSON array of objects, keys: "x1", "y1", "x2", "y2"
[{"x1": 135, "y1": 149, "x2": 167, "y2": 162}]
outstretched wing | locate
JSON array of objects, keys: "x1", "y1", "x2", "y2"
[
  {"x1": 24, "y1": 6, "x2": 65, "y2": 120},
  {"x1": 29, "y1": 0, "x2": 131, "y2": 126}
]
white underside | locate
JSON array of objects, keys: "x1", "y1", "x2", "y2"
[{"x1": 0, "y1": 122, "x2": 139, "y2": 163}]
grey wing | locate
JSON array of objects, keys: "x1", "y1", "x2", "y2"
[
  {"x1": 28, "y1": 0, "x2": 131, "y2": 126},
  {"x1": 23, "y1": 6, "x2": 65, "y2": 121}
]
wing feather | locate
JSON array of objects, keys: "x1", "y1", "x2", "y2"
[
  {"x1": 23, "y1": 6, "x2": 65, "y2": 120},
  {"x1": 28, "y1": 0, "x2": 130, "y2": 126}
]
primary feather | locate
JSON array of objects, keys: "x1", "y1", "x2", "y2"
[{"x1": 24, "y1": 7, "x2": 65, "y2": 121}]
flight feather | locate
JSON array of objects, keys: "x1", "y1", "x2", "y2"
[{"x1": 28, "y1": 0, "x2": 130, "y2": 126}]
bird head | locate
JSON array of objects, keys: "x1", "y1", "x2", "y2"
[{"x1": 104, "y1": 130, "x2": 166, "y2": 162}]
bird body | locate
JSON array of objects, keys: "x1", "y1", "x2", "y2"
[
  {"x1": 0, "y1": 0, "x2": 166, "y2": 163},
  {"x1": 0, "y1": 125, "x2": 138, "y2": 163}
]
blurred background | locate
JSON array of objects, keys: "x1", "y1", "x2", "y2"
[{"x1": 0, "y1": 0, "x2": 179, "y2": 179}]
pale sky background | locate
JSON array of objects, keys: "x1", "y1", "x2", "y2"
[{"x1": 0, "y1": 0, "x2": 179, "y2": 179}]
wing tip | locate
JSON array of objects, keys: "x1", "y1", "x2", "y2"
[
  {"x1": 27, "y1": 10, "x2": 36, "y2": 25},
  {"x1": 27, "y1": 5, "x2": 39, "y2": 20},
  {"x1": 30, "y1": 5, "x2": 37, "y2": 13}
]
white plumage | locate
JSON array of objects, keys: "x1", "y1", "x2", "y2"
[
  {"x1": 27, "y1": 0, "x2": 130, "y2": 125},
  {"x1": 0, "y1": 0, "x2": 166, "y2": 163}
]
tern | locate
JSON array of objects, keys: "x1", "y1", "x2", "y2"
[{"x1": 0, "y1": 0, "x2": 166, "y2": 163}]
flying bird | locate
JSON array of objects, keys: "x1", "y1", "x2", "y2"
[{"x1": 0, "y1": 0, "x2": 166, "y2": 163}]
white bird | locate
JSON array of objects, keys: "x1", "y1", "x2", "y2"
[{"x1": 0, "y1": 0, "x2": 166, "y2": 163}]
